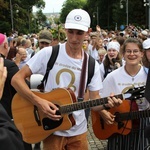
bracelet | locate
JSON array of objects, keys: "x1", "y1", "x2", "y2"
[{"x1": 103, "y1": 104, "x2": 110, "y2": 110}]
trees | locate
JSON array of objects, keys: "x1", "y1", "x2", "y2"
[
  {"x1": 60, "y1": 0, "x2": 87, "y2": 23},
  {"x1": 0, "y1": 0, "x2": 46, "y2": 34},
  {"x1": 85, "y1": 0, "x2": 146, "y2": 30},
  {"x1": 0, "y1": 0, "x2": 148, "y2": 34},
  {"x1": 59, "y1": 0, "x2": 147, "y2": 31}
]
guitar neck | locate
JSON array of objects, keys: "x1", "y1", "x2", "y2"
[
  {"x1": 60, "y1": 94, "x2": 123, "y2": 114},
  {"x1": 116, "y1": 109, "x2": 150, "y2": 122}
]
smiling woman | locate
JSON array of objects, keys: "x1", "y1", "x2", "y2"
[{"x1": 100, "y1": 37, "x2": 150, "y2": 150}]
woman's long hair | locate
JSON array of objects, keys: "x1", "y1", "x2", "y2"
[{"x1": 103, "y1": 53, "x2": 122, "y2": 68}]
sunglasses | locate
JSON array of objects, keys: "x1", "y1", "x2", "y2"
[{"x1": 39, "y1": 42, "x2": 50, "y2": 45}]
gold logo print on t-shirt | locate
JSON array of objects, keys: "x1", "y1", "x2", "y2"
[{"x1": 56, "y1": 68, "x2": 76, "y2": 92}]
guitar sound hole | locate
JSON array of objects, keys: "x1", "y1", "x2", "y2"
[
  {"x1": 118, "y1": 122, "x2": 124, "y2": 129},
  {"x1": 42, "y1": 117, "x2": 63, "y2": 130},
  {"x1": 114, "y1": 112, "x2": 125, "y2": 129}
]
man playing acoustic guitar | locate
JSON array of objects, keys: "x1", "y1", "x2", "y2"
[{"x1": 11, "y1": 9, "x2": 122, "y2": 150}]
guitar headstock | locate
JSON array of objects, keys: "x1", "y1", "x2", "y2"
[{"x1": 122, "y1": 85, "x2": 145, "y2": 100}]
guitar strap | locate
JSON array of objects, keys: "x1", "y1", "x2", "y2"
[
  {"x1": 78, "y1": 52, "x2": 88, "y2": 102},
  {"x1": 144, "y1": 68, "x2": 150, "y2": 101}
]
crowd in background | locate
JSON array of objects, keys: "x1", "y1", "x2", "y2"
[
  {"x1": 5, "y1": 24, "x2": 150, "y2": 72},
  {"x1": 1, "y1": 23, "x2": 150, "y2": 150}
]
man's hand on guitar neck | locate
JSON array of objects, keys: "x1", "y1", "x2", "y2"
[{"x1": 36, "y1": 98, "x2": 62, "y2": 121}]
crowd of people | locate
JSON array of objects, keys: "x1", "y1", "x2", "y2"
[{"x1": 0, "y1": 8, "x2": 150, "y2": 150}]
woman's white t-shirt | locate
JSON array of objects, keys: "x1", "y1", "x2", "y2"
[{"x1": 101, "y1": 66, "x2": 149, "y2": 111}]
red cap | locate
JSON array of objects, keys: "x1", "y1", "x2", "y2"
[{"x1": 0, "y1": 33, "x2": 5, "y2": 45}]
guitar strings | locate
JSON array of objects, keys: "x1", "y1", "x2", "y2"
[{"x1": 120, "y1": 100, "x2": 134, "y2": 134}]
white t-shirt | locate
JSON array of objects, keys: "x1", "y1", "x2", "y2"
[
  {"x1": 27, "y1": 43, "x2": 102, "y2": 136},
  {"x1": 88, "y1": 44, "x2": 99, "y2": 60},
  {"x1": 101, "y1": 66, "x2": 149, "y2": 111}
]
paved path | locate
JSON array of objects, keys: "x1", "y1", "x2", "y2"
[{"x1": 87, "y1": 115, "x2": 107, "y2": 150}]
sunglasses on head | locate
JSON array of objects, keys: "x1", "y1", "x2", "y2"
[{"x1": 40, "y1": 42, "x2": 50, "y2": 45}]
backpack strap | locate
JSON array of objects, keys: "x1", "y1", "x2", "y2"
[
  {"x1": 44, "y1": 45, "x2": 59, "y2": 84},
  {"x1": 86, "y1": 55, "x2": 95, "y2": 88},
  {"x1": 30, "y1": 51, "x2": 35, "y2": 58},
  {"x1": 104, "y1": 65, "x2": 108, "y2": 79},
  {"x1": 37, "y1": 45, "x2": 59, "y2": 92}
]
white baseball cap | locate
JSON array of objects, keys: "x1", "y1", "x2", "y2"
[
  {"x1": 65, "y1": 9, "x2": 91, "y2": 32},
  {"x1": 143, "y1": 38, "x2": 150, "y2": 49}
]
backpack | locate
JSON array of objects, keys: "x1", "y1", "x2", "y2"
[{"x1": 37, "y1": 45, "x2": 95, "y2": 92}]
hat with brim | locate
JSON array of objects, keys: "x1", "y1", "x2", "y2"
[
  {"x1": 39, "y1": 39, "x2": 51, "y2": 44},
  {"x1": 65, "y1": 9, "x2": 91, "y2": 32},
  {"x1": 65, "y1": 23, "x2": 88, "y2": 32},
  {"x1": 38, "y1": 30, "x2": 52, "y2": 44}
]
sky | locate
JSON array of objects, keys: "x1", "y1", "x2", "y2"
[{"x1": 33, "y1": 0, "x2": 66, "y2": 13}]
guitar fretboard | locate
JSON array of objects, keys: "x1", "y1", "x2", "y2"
[
  {"x1": 60, "y1": 94, "x2": 123, "y2": 114},
  {"x1": 116, "y1": 109, "x2": 150, "y2": 122}
]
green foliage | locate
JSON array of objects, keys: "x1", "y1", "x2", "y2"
[
  {"x1": 0, "y1": 0, "x2": 148, "y2": 35},
  {"x1": 36, "y1": 10, "x2": 47, "y2": 24},
  {"x1": 60, "y1": 0, "x2": 87, "y2": 23},
  {"x1": 50, "y1": 24, "x2": 66, "y2": 41},
  {"x1": 85, "y1": 0, "x2": 146, "y2": 30},
  {"x1": 0, "y1": 21, "x2": 11, "y2": 33},
  {"x1": 34, "y1": 0, "x2": 45, "y2": 9},
  {"x1": 0, "y1": 0, "x2": 46, "y2": 34},
  {"x1": 112, "y1": 0, "x2": 146, "y2": 30}
]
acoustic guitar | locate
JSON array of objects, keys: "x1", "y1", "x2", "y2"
[
  {"x1": 91, "y1": 86, "x2": 146, "y2": 140},
  {"x1": 12, "y1": 86, "x2": 144, "y2": 144}
]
